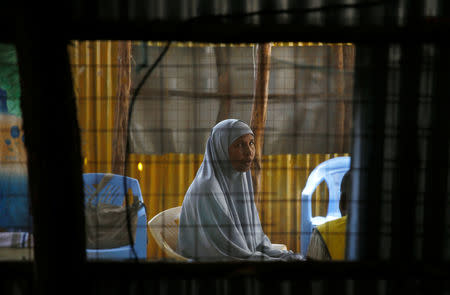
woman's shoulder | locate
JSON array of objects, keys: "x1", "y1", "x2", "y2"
[
  {"x1": 184, "y1": 177, "x2": 228, "y2": 212},
  {"x1": 187, "y1": 177, "x2": 221, "y2": 196}
]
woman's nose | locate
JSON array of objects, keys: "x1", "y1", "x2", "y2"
[{"x1": 243, "y1": 145, "x2": 252, "y2": 156}]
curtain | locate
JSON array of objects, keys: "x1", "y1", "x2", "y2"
[
  {"x1": 129, "y1": 42, "x2": 354, "y2": 155},
  {"x1": 349, "y1": 42, "x2": 450, "y2": 263},
  {"x1": 347, "y1": 1, "x2": 450, "y2": 270}
]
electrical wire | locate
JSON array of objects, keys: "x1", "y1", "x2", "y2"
[{"x1": 123, "y1": 41, "x2": 171, "y2": 262}]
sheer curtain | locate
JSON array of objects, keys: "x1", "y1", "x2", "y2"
[{"x1": 129, "y1": 42, "x2": 354, "y2": 155}]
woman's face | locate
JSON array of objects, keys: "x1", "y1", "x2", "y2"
[{"x1": 228, "y1": 134, "x2": 255, "y2": 172}]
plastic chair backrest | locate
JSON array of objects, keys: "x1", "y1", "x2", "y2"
[
  {"x1": 300, "y1": 156, "x2": 351, "y2": 255},
  {"x1": 83, "y1": 173, "x2": 143, "y2": 206},
  {"x1": 148, "y1": 206, "x2": 189, "y2": 261},
  {"x1": 83, "y1": 173, "x2": 147, "y2": 260}
]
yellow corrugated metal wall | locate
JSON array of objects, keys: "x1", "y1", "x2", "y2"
[
  {"x1": 69, "y1": 40, "x2": 118, "y2": 173},
  {"x1": 127, "y1": 153, "x2": 347, "y2": 258},
  {"x1": 69, "y1": 41, "x2": 349, "y2": 259}
]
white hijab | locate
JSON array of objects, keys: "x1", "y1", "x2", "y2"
[{"x1": 177, "y1": 119, "x2": 303, "y2": 261}]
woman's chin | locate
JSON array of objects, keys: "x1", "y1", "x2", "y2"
[
  {"x1": 231, "y1": 161, "x2": 253, "y2": 172},
  {"x1": 240, "y1": 163, "x2": 252, "y2": 172}
]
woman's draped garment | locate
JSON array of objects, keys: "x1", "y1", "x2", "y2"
[{"x1": 177, "y1": 119, "x2": 304, "y2": 261}]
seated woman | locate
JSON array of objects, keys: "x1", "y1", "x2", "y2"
[
  {"x1": 177, "y1": 119, "x2": 304, "y2": 261},
  {"x1": 307, "y1": 170, "x2": 350, "y2": 260}
]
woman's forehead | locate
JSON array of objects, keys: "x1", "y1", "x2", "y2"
[
  {"x1": 211, "y1": 119, "x2": 253, "y2": 148},
  {"x1": 231, "y1": 133, "x2": 254, "y2": 144}
]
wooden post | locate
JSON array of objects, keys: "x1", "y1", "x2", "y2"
[
  {"x1": 334, "y1": 44, "x2": 345, "y2": 153},
  {"x1": 250, "y1": 43, "x2": 272, "y2": 204},
  {"x1": 214, "y1": 46, "x2": 232, "y2": 123},
  {"x1": 112, "y1": 41, "x2": 132, "y2": 175},
  {"x1": 343, "y1": 45, "x2": 355, "y2": 151}
]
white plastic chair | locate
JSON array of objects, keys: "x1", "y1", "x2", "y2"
[
  {"x1": 148, "y1": 206, "x2": 287, "y2": 260},
  {"x1": 148, "y1": 206, "x2": 190, "y2": 261},
  {"x1": 300, "y1": 156, "x2": 351, "y2": 255}
]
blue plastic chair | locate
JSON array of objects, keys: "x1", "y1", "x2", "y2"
[
  {"x1": 300, "y1": 156, "x2": 351, "y2": 256},
  {"x1": 83, "y1": 173, "x2": 147, "y2": 260}
]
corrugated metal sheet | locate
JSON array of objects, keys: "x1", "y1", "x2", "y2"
[
  {"x1": 69, "y1": 41, "x2": 119, "y2": 173},
  {"x1": 127, "y1": 153, "x2": 347, "y2": 259}
]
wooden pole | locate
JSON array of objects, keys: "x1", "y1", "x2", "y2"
[
  {"x1": 334, "y1": 44, "x2": 345, "y2": 153},
  {"x1": 112, "y1": 41, "x2": 132, "y2": 175},
  {"x1": 214, "y1": 46, "x2": 232, "y2": 123},
  {"x1": 343, "y1": 45, "x2": 355, "y2": 151},
  {"x1": 250, "y1": 43, "x2": 272, "y2": 204}
]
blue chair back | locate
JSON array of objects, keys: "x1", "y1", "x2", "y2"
[
  {"x1": 300, "y1": 156, "x2": 351, "y2": 255},
  {"x1": 83, "y1": 173, "x2": 147, "y2": 260}
]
